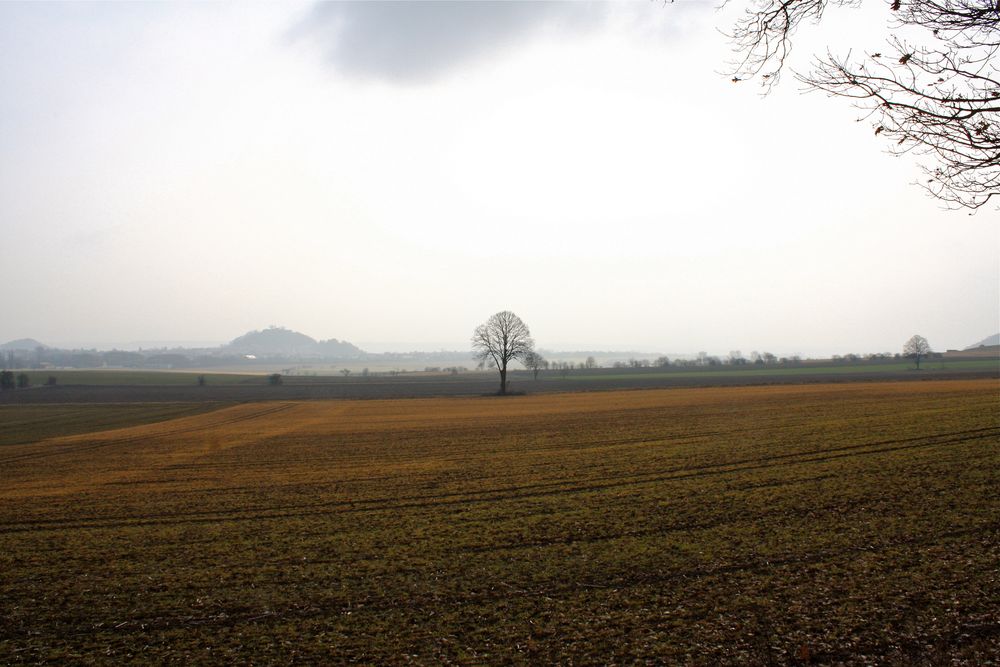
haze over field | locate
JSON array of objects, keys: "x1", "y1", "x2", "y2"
[{"x1": 1, "y1": 1, "x2": 997, "y2": 356}]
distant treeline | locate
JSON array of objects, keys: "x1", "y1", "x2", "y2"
[
  {"x1": 0, "y1": 345, "x2": 476, "y2": 371},
  {"x1": 0, "y1": 348, "x2": 268, "y2": 370},
  {"x1": 0, "y1": 347, "x2": 371, "y2": 371},
  {"x1": 513, "y1": 350, "x2": 941, "y2": 372}
]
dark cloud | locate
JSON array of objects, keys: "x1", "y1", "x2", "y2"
[{"x1": 292, "y1": 1, "x2": 609, "y2": 82}]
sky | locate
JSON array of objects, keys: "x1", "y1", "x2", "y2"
[{"x1": 0, "y1": 1, "x2": 996, "y2": 357}]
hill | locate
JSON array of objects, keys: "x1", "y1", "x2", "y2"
[
  {"x1": 965, "y1": 333, "x2": 1000, "y2": 349},
  {"x1": 315, "y1": 337, "x2": 365, "y2": 359},
  {"x1": 227, "y1": 327, "x2": 318, "y2": 356},
  {"x1": 225, "y1": 326, "x2": 364, "y2": 359},
  {"x1": 0, "y1": 338, "x2": 47, "y2": 351}
]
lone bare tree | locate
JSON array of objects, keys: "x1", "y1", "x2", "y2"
[
  {"x1": 903, "y1": 334, "x2": 932, "y2": 368},
  {"x1": 727, "y1": 0, "x2": 999, "y2": 210},
  {"x1": 472, "y1": 311, "x2": 534, "y2": 394}
]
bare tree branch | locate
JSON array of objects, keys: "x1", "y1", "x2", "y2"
[{"x1": 727, "y1": 0, "x2": 999, "y2": 210}]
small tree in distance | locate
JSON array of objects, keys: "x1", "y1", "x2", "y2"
[
  {"x1": 472, "y1": 310, "x2": 534, "y2": 395},
  {"x1": 903, "y1": 335, "x2": 931, "y2": 369},
  {"x1": 522, "y1": 350, "x2": 546, "y2": 380}
]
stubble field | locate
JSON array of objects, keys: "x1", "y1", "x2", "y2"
[{"x1": 1, "y1": 380, "x2": 997, "y2": 664}]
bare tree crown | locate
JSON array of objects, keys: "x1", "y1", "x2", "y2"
[
  {"x1": 903, "y1": 334, "x2": 932, "y2": 355},
  {"x1": 728, "y1": 0, "x2": 999, "y2": 210},
  {"x1": 472, "y1": 311, "x2": 534, "y2": 369}
]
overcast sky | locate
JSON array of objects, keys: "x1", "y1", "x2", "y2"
[{"x1": 1, "y1": 1, "x2": 996, "y2": 356}]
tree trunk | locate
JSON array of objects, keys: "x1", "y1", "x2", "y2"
[{"x1": 499, "y1": 365, "x2": 507, "y2": 395}]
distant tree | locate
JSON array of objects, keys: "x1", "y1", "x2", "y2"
[
  {"x1": 903, "y1": 334, "x2": 932, "y2": 369},
  {"x1": 655, "y1": 355, "x2": 671, "y2": 367},
  {"x1": 341, "y1": 369, "x2": 352, "y2": 377},
  {"x1": 585, "y1": 355, "x2": 597, "y2": 369},
  {"x1": 0, "y1": 370, "x2": 13, "y2": 390},
  {"x1": 267, "y1": 373, "x2": 283, "y2": 386},
  {"x1": 16, "y1": 373, "x2": 29, "y2": 388},
  {"x1": 472, "y1": 310, "x2": 534, "y2": 395},
  {"x1": 196, "y1": 375, "x2": 207, "y2": 386},
  {"x1": 522, "y1": 350, "x2": 546, "y2": 380}
]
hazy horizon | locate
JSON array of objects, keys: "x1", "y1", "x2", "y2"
[
  {"x1": 5, "y1": 327, "x2": 996, "y2": 360},
  {"x1": 2, "y1": 2, "x2": 997, "y2": 357}
]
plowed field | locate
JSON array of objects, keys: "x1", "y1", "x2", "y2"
[{"x1": 1, "y1": 380, "x2": 997, "y2": 664}]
